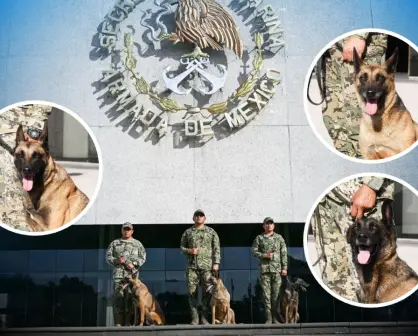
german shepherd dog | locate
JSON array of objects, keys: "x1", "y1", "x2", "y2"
[
  {"x1": 353, "y1": 47, "x2": 418, "y2": 160},
  {"x1": 278, "y1": 277, "x2": 309, "y2": 323},
  {"x1": 13, "y1": 122, "x2": 89, "y2": 231},
  {"x1": 124, "y1": 274, "x2": 166, "y2": 326},
  {"x1": 346, "y1": 200, "x2": 418, "y2": 303},
  {"x1": 208, "y1": 271, "x2": 235, "y2": 324}
]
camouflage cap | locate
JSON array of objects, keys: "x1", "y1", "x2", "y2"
[
  {"x1": 263, "y1": 217, "x2": 274, "y2": 224},
  {"x1": 122, "y1": 222, "x2": 133, "y2": 229},
  {"x1": 193, "y1": 209, "x2": 205, "y2": 217}
]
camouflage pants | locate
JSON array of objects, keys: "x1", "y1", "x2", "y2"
[
  {"x1": 113, "y1": 278, "x2": 134, "y2": 315},
  {"x1": 260, "y1": 272, "x2": 282, "y2": 316},
  {"x1": 322, "y1": 34, "x2": 387, "y2": 158},
  {"x1": 0, "y1": 133, "x2": 27, "y2": 230},
  {"x1": 186, "y1": 268, "x2": 212, "y2": 318},
  {"x1": 0, "y1": 105, "x2": 50, "y2": 231},
  {"x1": 311, "y1": 195, "x2": 389, "y2": 302}
]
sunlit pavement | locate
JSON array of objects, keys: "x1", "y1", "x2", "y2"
[{"x1": 57, "y1": 161, "x2": 100, "y2": 200}]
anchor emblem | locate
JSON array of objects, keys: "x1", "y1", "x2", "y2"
[{"x1": 162, "y1": 57, "x2": 227, "y2": 95}]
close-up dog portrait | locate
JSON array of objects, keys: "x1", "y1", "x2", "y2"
[
  {"x1": 0, "y1": 103, "x2": 101, "y2": 234},
  {"x1": 306, "y1": 30, "x2": 418, "y2": 161},
  {"x1": 307, "y1": 175, "x2": 418, "y2": 306}
]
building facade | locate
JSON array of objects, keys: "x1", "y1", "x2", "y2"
[{"x1": 1, "y1": 0, "x2": 418, "y2": 329}]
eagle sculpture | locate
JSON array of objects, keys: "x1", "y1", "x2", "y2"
[{"x1": 169, "y1": 0, "x2": 244, "y2": 58}]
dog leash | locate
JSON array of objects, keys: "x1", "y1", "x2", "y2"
[
  {"x1": 306, "y1": 42, "x2": 343, "y2": 108},
  {"x1": 0, "y1": 138, "x2": 13, "y2": 156}
]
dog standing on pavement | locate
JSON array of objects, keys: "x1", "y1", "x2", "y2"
[
  {"x1": 208, "y1": 272, "x2": 235, "y2": 324},
  {"x1": 13, "y1": 122, "x2": 89, "y2": 231},
  {"x1": 353, "y1": 47, "x2": 418, "y2": 160}
]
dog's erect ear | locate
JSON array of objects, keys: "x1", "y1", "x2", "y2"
[
  {"x1": 385, "y1": 47, "x2": 399, "y2": 74},
  {"x1": 16, "y1": 124, "x2": 26, "y2": 144},
  {"x1": 353, "y1": 47, "x2": 362, "y2": 74},
  {"x1": 381, "y1": 199, "x2": 394, "y2": 226},
  {"x1": 346, "y1": 221, "x2": 356, "y2": 244},
  {"x1": 38, "y1": 121, "x2": 48, "y2": 144}
]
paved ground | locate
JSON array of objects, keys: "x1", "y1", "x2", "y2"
[{"x1": 57, "y1": 161, "x2": 100, "y2": 200}]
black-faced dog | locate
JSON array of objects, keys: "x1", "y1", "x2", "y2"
[
  {"x1": 278, "y1": 277, "x2": 309, "y2": 323},
  {"x1": 13, "y1": 122, "x2": 89, "y2": 231},
  {"x1": 346, "y1": 199, "x2": 418, "y2": 303}
]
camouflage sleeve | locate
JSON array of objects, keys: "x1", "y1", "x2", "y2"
[
  {"x1": 105, "y1": 241, "x2": 118, "y2": 266},
  {"x1": 379, "y1": 179, "x2": 395, "y2": 201},
  {"x1": 363, "y1": 177, "x2": 395, "y2": 200},
  {"x1": 280, "y1": 236, "x2": 288, "y2": 270},
  {"x1": 251, "y1": 236, "x2": 264, "y2": 259},
  {"x1": 128, "y1": 241, "x2": 146, "y2": 268},
  {"x1": 212, "y1": 231, "x2": 221, "y2": 265},
  {"x1": 180, "y1": 230, "x2": 189, "y2": 255},
  {"x1": 352, "y1": 32, "x2": 369, "y2": 40},
  {"x1": 363, "y1": 177, "x2": 385, "y2": 191}
]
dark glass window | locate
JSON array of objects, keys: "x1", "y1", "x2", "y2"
[{"x1": 29, "y1": 250, "x2": 56, "y2": 273}]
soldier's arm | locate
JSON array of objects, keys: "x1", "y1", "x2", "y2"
[
  {"x1": 280, "y1": 236, "x2": 288, "y2": 270},
  {"x1": 362, "y1": 177, "x2": 395, "y2": 200},
  {"x1": 251, "y1": 236, "x2": 264, "y2": 259},
  {"x1": 128, "y1": 241, "x2": 147, "y2": 268},
  {"x1": 212, "y1": 231, "x2": 221, "y2": 265},
  {"x1": 105, "y1": 241, "x2": 118, "y2": 266},
  {"x1": 180, "y1": 231, "x2": 189, "y2": 255}
]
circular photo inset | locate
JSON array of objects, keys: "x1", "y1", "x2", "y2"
[
  {"x1": 304, "y1": 173, "x2": 418, "y2": 307},
  {"x1": 0, "y1": 101, "x2": 102, "y2": 235},
  {"x1": 305, "y1": 29, "x2": 418, "y2": 163}
]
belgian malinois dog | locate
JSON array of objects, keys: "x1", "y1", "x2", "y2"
[
  {"x1": 353, "y1": 47, "x2": 418, "y2": 160},
  {"x1": 13, "y1": 122, "x2": 89, "y2": 231},
  {"x1": 346, "y1": 200, "x2": 418, "y2": 303},
  {"x1": 125, "y1": 274, "x2": 166, "y2": 326},
  {"x1": 278, "y1": 277, "x2": 309, "y2": 323},
  {"x1": 208, "y1": 271, "x2": 235, "y2": 324}
]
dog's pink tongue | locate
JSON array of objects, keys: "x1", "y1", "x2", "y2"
[
  {"x1": 357, "y1": 250, "x2": 371, "y2": 265},
  {"x1": 23, "y1": 177, "x2": 33, "y2": 191},
  {"x1": 365, "y1": 101, "x2": 378, "y2": 115}
]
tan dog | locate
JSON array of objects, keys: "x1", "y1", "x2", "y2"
[
  {"x1": 125, "y1": 274, "x2": 166, "y2": 326},
  {"x1": 13, "y1": 122, "x2": 89, "y2": 231},
  {"x1": 353, "y1": 47, "x2": 418, "y2": 160},
  {"x1": 209, "y1": 274, "x2": 235, "y2": 324}
]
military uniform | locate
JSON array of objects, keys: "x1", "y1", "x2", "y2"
[
  {"x1": 106, "y1": 233, "x2": 146, "y2": 326},
  {"x1": 322, "y1": 33, "x2": 388, "y2": 158},
  {"x1": 0, "y1": 104, "x2": 51, "y2": 231},
  {"x1": 180, "y1": 224, "x2": 220, "y2": 324},
  {"x1": 252, "y1": 228, "x2": 288, "y2": 323},
  {"x1": 310, "y1": 177, "x2": 395, "y2": 302}
]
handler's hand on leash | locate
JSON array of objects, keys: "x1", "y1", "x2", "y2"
[{"x1": 351, "y1": 184, "x2": 377, "y2": 219}]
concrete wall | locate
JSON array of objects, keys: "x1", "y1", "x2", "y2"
[{"x1": 1, "y1": 1, "x2": 418, "y2": 225}]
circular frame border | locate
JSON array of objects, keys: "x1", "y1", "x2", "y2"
[
  {"x1": 303, "y1": 171, "x2": 418, "y2": 308},
  {"x1": 303, "y1": 28, "x2": 418, "y2": 164},
  {"x1": 0, "y1": 100, "x2": 103, "y2": 237}
]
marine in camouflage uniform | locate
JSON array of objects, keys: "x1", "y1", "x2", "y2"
[
  {"x1": 252, "y1": 217, "x2": 288, "y2": 324},
  {"x1": 0, "y1": 104, "x2": 51, "y2": 231},
  {"x1": 106, "y1": 222, "x2": 146, "y2": 326},
  {"x1": 180, "y1": 209, "x2": 220, "y2": 325},
  {"x1": 310, "y1": 177, "x2": 395, "y2": 302},
  {"x1": 322, "y1": 33, "x2": 388, "y2": 158}
]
